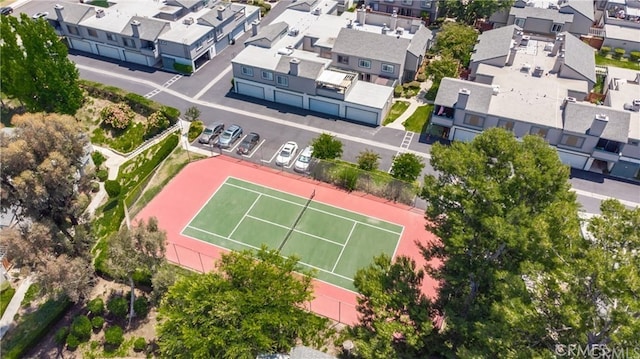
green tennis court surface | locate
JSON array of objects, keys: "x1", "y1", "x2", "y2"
[{"x1": 182, "y1": 177, "x2": 403, "y2": 291}]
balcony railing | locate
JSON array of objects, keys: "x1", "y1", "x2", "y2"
[
  {"x1": 431, "y1": 113, "x2": 454, "y2": 127},
  {"x1": 592, "y1": 148, "x2": 621, "y2": 162}
]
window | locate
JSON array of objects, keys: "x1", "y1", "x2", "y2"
[
  {"x1": 629, "y1": 139, "x2": 640, "y2": 146},
  {"x1": 560, "y1": 134, "x2": 585, "y2": 148},
  {"x1": 338, "y1": 55, "x2": 349, "y2": 65},
  {"x1": 241, "y1": 66, "x2": 253, "y2": 76},
  {"x1": 381, "y1": 63, "x2": 395, "y2": 73},
  {"x1": 194, "y1": 40, "x2": 203, "y2": 50},
  {"x1": 123, "y1": 37, "x2": 136, "y2": 48},
  {"x1": 515, "y1": 18, "x2": 525, "y2": 28},
  {"x1": 402, "y1": 0, "x2": 412, "y2": 4},
  {"x1": 106, "y1": 33, "x2": 117, "y2": 41},
  {"x1": 421, "y1": 1, "x2": 432, "y2": 8},
  {"x1": 464, "y1": 114, "x2": 485, "y2": 127},
  {"x1": 530, "y1": 126, "x2": 548, "y2": 138},
  {"x1": 67, "y1": 25, "x2": 79, "y2": 35},
  {"x1": 596, "y1": 138, "x2": 621, "y2": 153},
  {"x1": 497, "y1": 119, "x2": 514, "y2": 131},
  {"x1": 358, "y1": 59, "x2": 371, "y2": 69},
  {"x1": 261, "y1": 70, "x2": 273, "y2": 80},
  {"x1": 551, "y1": 24, "x2": 563, "y2": 33},
  {"x1": 276, "y1": 75, "x2": 288, "y2": 87},
  {"x1": 87, "y1": 28, "x2": 98, "y2": 37}
]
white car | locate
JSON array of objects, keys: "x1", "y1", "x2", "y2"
[
  {"x1": 294, "y1": 146, "x2": 313, "y2": 173},
  {"x1": 32, "y1": 11, "x2": 49, "y2": 19},
  {"x1": 275, "y1": 141, "x2": 298, "y2": 166}
]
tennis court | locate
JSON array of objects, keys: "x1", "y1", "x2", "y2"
[{"x1": 181, "y1": 177, "x2": 403, "y2": 291}]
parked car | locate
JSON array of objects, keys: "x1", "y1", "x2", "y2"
[
  {"x1": 294, "y1": 146, "x2": 313, "y2": 173},
  {"x1": 218, "y1": 124, "x2": 243, "y2": 148},
  {"x1": 1, "y1": 7, "x2": 14, "y2": 15},
  {"x1": 237, "y1": 132, "x2": 260, "y2": 155},
  {"x1": 32, "y1": 11, "x2": 49, "y2": 19},
  {"x1": 198, "y1": 122, "x2": 224, "y2": 144},
  {"x1": 275, "y1": 141, "x2": 298, "y2": 166}
]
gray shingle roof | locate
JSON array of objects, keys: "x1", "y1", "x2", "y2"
[
  {"x1": 434, "y1": 77, "x2": 494, "y2": 114},
  {"x1": 331, "y1": 28, "x2": 410, "y2": 65},
  {"x1": 52, "y1": 2, "x2": 94, "y2": 25},
  {"x1": 172, "y1": 0, "x2": 202, "y2": 9},
  {"x1": 198, "y1": 4, "x2": 243, "y2": 27},
  {"x1": 120, "y1": 16, "x2": 169, "y2": 41},
  {"x1": 510, "y1": 6, "x2": 574, "y2": 24},
  {"x1": 563, "y1": 102, "x2": 630, "y2": 142},
  {"x1": 244, "y1": 22, "x2": 288, "y2": 46},
  {"x1": 471, "y1": 25, "x2": 517, "y2": 63},
  {"x1": 562, "y1": 33, "x2": 596, "y2": 84},
  {"x1": 275, "y1": 56, "x2": 325, "y2": 79},
  {"x1": 560, "y1": 0, "x2": 594, "y2": 21},
  {"x1": 407, "y1": 26, "x2": 432, "y2": 57},
  {"x1": 287, "y1": 0, "x2": 319, "y2": 11}
]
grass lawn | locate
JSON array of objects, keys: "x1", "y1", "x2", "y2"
[
  {"x1": 402, "y1": 104, "x2": 433, "y2": 133},
  {"x1": 383, "y1": 101, "x2": 410, "y2": 126},
  {"x1": 0, "y1": 286, "x2": 16, "y2": 317},
  {"x1": 595, "y1": 54, "x2": 640, "y2": 71}
]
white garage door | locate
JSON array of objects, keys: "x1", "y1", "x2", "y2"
[
  {"x1": 237, "y1": 82, "x2": 265, "y2": 99},
  {"x1": 275, "y1": 91, "x2": 303, "y2": 108},
  {"x1": 231, "y1": 24, "x2": 244, "y2": 39},
  {"x1": 97, "y1": 45, "x2": 121, "y2": 60},
  {"x1": 70, "y1": 38, "x2": 92, "y2": 53},
  {"x1": 345, "y1": 106, "x2": 378, "y2": 125},
  {"x1": 556, "y1": 149, "x2": 588, "y2": 169},
  {"x1": 309, "y1": 98, "x2": 340, "y2": 117},
  {"x1": 124, "y1": 51, "x2": 148, "y2": 66},
  {"x1": 452, "y1": 128, "x2": 479, "y2": 142}
]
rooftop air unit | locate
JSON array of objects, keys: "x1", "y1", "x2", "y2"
[
  {"x1": 96, "y1": 9, "x2": 105, "y2": 18},
  {"x1": 313, "y1": 7, "x2": 322, "y2": 15},
  {"x1": 183, "y1": 17, "x2": 194, "y2": 25}
]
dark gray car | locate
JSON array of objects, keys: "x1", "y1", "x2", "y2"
[
  {"x1": 198, "y1": 122, "x2": 224, "y2": 144},
  {"x1": 218, "y1": 124, "x2": 243, "y2": 148}
]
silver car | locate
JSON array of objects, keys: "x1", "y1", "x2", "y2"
[
  {"x1": 198, "y1": 122, "x2": 224, "y2": 144},
  {"x1": 294, "y1": 146, "x2": 313, "y2": 173},
  {"x1": 218, "y1": 124, "x2": 243, "y2": 148}
]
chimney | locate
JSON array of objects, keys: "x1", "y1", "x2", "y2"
[
  {"x1": 356, "y1": 5, "x2": 366, "y2": 25},
  {"x1": 381, "y1": 23, "x2": 389, "y2": 35},
  {"x1": 54, "y1": 4, "x2": 64, "y2": 21},
  {"x1": 251, "y1": 20, "x2": 260, "y2": 36},
  {"x1": 130, "y1": 20, "x2": 141, "y2": 38},
  {"x1": 456, "y1": 88, "x2": 471, "y2": 109},
  {"x1": 289, "y1": 58, "x2": 300, "y2": 76},
  {"x1": 589, "y1": 114, "x2": 609, "y2": 137},
  {"x1": 346, "y1": 19, "x2": 353, "y2": 28},
  {"x1": 552, "y1": 50, "x2": 565, "y2": 72},
  {"x1": 217, "y1": 5, "x2": 225, "y2": 21},
  {"x1": 390, "y1": 10, "x2": 398, "y2": 31}
]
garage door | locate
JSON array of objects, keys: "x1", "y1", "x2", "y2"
[
  {"x1": 237, "y1": 82, "x2": 265, "y2": 100},
  {"x1": 556, "y1": 149, "x2": 588, "y2": 169},
  {"x1": 215, "y1": 37, "x2": 229, "y2": 53},
  {"x1": 124, "y1": 51, "x2": 148, "y2": 66},
  {"x1": 275, "y1": 91, "x2": 303, "y2": 108},
  {"x1": 345, "y1": 106, "x2": 378, "y2": 125},
  {"x1": 231, "y1": 24, "x2": 244, "y2": 39},
  {"x1": 309, "y1": 98, "x2": 340, "y2": 117},
  {"x1": 70, "y1": 38, "x2": 92, "y2": 53},
  {"x1": 97, "y1": 45, "x2": 121, "y2": 60},
  {"x1": 452, "y1": 128, "x2": 479, "y2": 142}
]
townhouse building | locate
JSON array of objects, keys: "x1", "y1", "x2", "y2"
[
  {"x1": 232, "y1": 1, "x2": 432, "y2": 126},
  {"x1": 47, "y1": 0, "x2": 260, "y2": 72},
  {"x1": 363, "y1": 0, "x2": 439, "y2": 24},
  {"x1": 431, "y1": 26, "x2": 640, "y2": 180},
  {"x1": 593, "y1": 0, "x2": 640, "y2": 54}
]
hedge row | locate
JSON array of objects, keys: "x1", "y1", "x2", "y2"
[{"x1": 80, "y1": 80, "x2": 180, "y2": 124}]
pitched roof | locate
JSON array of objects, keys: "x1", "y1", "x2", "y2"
[
  {"x1": 244, "y1": 22, "x2": 288, "y2": 47},
  {"x1": 198, "y1": 4, "x2": 244, "y2": 27},
  {"x1": 560, "y1": 0, "x2": 594, "y2": 21},
  {"x1": 275, "y1": 56, "x2": 325, "y2": 79},
  {"x1": 471, "y1": 25, "x2": 517, "y2": 63},
  {"x1": 55, "y1": 2, "x2": 95, "y2": 25},
  {"x1": 407, "y1": 26, "x2": 432, "y2": 57},
  {"x1": 287, "y1": 0, "x2": 320, "y2": 12},
  {"x1": 171, "y1": 0, "x2": 202, "y2": 9},
  {"x1": 331, "y1": 28, "x2": 410, "y2": 65},
  {"x1": 434, "y1": 77, "x2": 494, "y2": 114},
  {"x1": 120, "y1": 16, "x2": 170, "y2": 41},
  {"x1": 563, "y1": 102, "x2": 630, "y2": 142},
  {"x1": 510, "y1": 6, "x2": 573, "y2": 24},
  {"x1": 562, "y1": 33, "x2": 596, "y2": 84}
]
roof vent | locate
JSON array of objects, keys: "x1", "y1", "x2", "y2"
[
  {"x1": 492, "y1": 85, "x2": 500, "y2": 95},
  {"x1": 96, "y1": 8, "x2": 105, "y2": 18},
  {"x1": 346, "y1": 19, "x2": 353, "y2": 28},
  {"x1": 313, "y1": 7, "x2": 322, "y2": 15},
  {"x1": 565, "y1": 96, "x2": 576, "y2": 103},
  {"x1": 595, "y1": 113, "x2": 609, "y2": 122},
  {"x1": 183, "y1": 17, "x2": 194, "y2": 25},
  {"x1": 459, "y1": 88, "x2": 471, "y2": 95},
  {"x1": 395, "y1": 28, "x2": 404, "y2": 35}
]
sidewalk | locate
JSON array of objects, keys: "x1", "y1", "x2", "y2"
[
  {"x1": 0, "y1": 276, "x2": 32, "y2": 339},
  {"x1": 386, "y1": 80, "x2": 433, "y2": 130}
]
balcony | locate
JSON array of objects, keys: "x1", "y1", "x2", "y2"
[
  {"x1": 592, "y1": 148, "x2": 621, "y2": 162},
  {"x1": 431, "y1": 105, "x2": 455, "y2": 127}
]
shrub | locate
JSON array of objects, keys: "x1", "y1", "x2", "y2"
[
  {"x1": 90, "y1": 181, "x2": 100, "y2": 193},
  {"x1": 133, "y1": 296, "x2": 149, "y2": 318},
  {"x1": 104, "y1": 325, "x2": 124, "y2": 347},
  {"x1": 70, "y1": 315, "x2": 92, "y2": 342},
  {"x1": 613, "y1": 48, "x2": 625, "y2": 59},
  {"x1": 54, "y1": 327, "x2": 68, "y2": 345},
  {"x1": 173, "y1": 62, "x2": 193, "y2": 74},
  {"x1": 96, "y1": 169, "x2": 108, "y2": 182},
  {"x1": 357, "y1": 150, "x2": 381, "y2": 171},
  {"x1": 66, "y1": 334, "x2": 80, "y2": 351},
  {"x1": 87, "y1": 298, "x2": 105, "y2": 316},
  {"x1": 104, "y1": 180, "x2": 121, "y2": 198},
  {"x1": 107, "y1": 296, "x2": 128, "y2": 320},
  {"x1": 599, "y1": 46, "x2": 610, "y2": 56},
  {"x1": 337, "y1": 167, "x2": 359, "y2": 192},
  {"x1": 393, "y1": 85, "x2": 403, "y2": 98},
  {"x1": 91, "y1": 316, "x2": 104, "y2": 330},
  {"x1": 188, "y1": 120, "x2": 204, "y2": 142},
  {"x1": 160, "y1": 106, "x2": 180, "y2": 125},
  {"x1": 100, "y1": 103, "x2": 135, "y2": 130},
  {"x1": 146, "y1": 111, "x2": 170, "y2": 136},
  {"x1": 416, "y1": 73, "x2": 427, "y2": 82},
  {"x1": 630, "y1": 51, "x2": 640, "y2": 62},
  {"x1": 133, "y1": 337, "x2": 147, "y2": 352},
  {"x1": 91, "y1": 151, "x2": 106, "y2": 167}
]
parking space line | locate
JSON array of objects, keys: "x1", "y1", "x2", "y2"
[
  {"x1": 222, "y1": 135, "x2": 246, "y2": 153},
  {"x1": 262, "y1": 144, "x2": 284, "y2": 164},
  {"x1": 285, "y1": 151, "x2": 302, "y2": 169},
  {"x1": 242, "y1": 139, "x2": 266, "y2": 159}
]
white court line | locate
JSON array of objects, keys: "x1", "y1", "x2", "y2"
[
  {"x1": 228, "y1": 194, "x2": 262, "y2": 238},
  {"x1": 245, "y1": 214, "x2": 346, "y2": 247},
  {"x1": 180, "y1": 175, "x2": 236, "y2": 235},
  {"x1": 262, "y1": 143, "x2": 284, "y2": 164},
  {"x1": 332, "y1": 222, "x2": 357, "y2": 272},
  {"x1": 241, "y1": 139, "x2": 266, "y2": 158}
]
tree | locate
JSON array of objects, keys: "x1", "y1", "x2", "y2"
[
  {"x1": 390, "y1": 153, "x2": 424, "y2": 182},
  {"x1": 183, "y1": 106, "x2": 201, "y2": 122},
  {"x1": 350, "y1": 255, "x2": 434, "y2": 359},
  {"x1": 0, "y1": 14, "x2": 83, "y2": 114},
  {"x1": 443, "y1": 0, "x2": 514, "y2": 25},
  {"x1": 157, "y1": 248, "x2": 330, "y2": 358},
  {"x1": 424, "y1": 55, "x2": 459, "y2": 88},
  {"x1": 107, "y1": 217, "x2": 166, "y2": 327},
  {"x1": 419, "y1": 128, "x2": 583, "y2": 356},
  {"x1": 311, "y1": 133, "x2": 343, "y2": 160},
  {"x1": 432, "y1": 22, "x2": 478, "y2": 66},
  {"x1": 356, "y1": 150, "x2": 380, "y2": 171}
]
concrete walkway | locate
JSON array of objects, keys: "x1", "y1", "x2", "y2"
[
  {"x1": 0, "y1": 276, "x2": 32, "y2": 339},
  {"x1": 386, "y1": 80, "x2": 433, "y2": 130}
]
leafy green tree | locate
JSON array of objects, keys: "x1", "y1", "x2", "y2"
[
  {"x1": 390, "y1": 153, "x2": 424, "y2": 182},
  {"x1": 419, "y1": 128, "x2": 583, "y2": 356},
  {"x1": 432, "y1": 22, "x2": 478, "y2": 66},
  {"x1": 0, "y1": 14, "x2": 83, "y2": 114},
  {"x1": 107, "y1": 217, "x2": 166, "y2": 327},
  {"x1": 311, "y1": 133, "x2": 343, "y2": 160},
  {"x1": 350, "y1": 254, "x2": 434, "y2": 359},
  {"x1": 425, "y1": 55, "x2": 459, "y2": 87},
  {"x1": 157, "y1": 247, "x2": 330, "y2": 358},
  {"x1": 443, "y1": 0, "x2": 514, "y2": 25},
  {"x1": 184, "y1": 106, "x2": 201, "y2": 122},
  {"x1": 356, "y1": 150, "x2": 381, "y2": 171}
]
